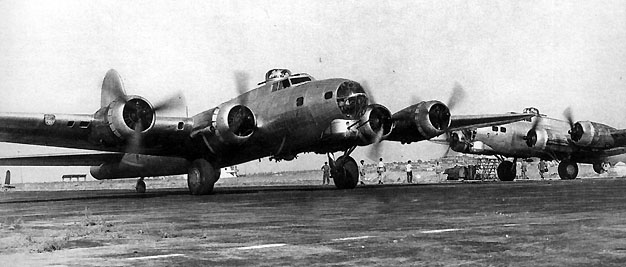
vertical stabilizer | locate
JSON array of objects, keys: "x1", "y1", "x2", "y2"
[
  {"x1": 4, "y1": 170, "x2": 10, "y2": 185},
  {"x1": 101, "y1": 69, "x2": 126, "y2": 108}
]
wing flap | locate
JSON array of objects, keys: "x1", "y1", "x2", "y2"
[
  {"x1": 448, "y1": 113, "x2": 534, "y2": 131},
  {"x1": 0, "y1": 152, "x2": 124, "y2": 166}
]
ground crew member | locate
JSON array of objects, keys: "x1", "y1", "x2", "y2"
[
  {"x1": 359, "y1": 160, "x2": 366, "y2": 185},
  {"x1": 538, "y1": 159, "x2": 548, "y2": 179},
  {"x1": 435, "y1": 161, "x2": 443, "y2": 180},
  {"x1": 321, "y1": 162, "x2": 331, "y2": 185},
  {"x1": 521, "y1": 160, "x2": 528, "y2": 179},
  {"x1": 406, "y1": 160, "x2": 413, "y2": 183},
  {"x1": 377, "y1": 158, "x2": 386, "y2": 184}
]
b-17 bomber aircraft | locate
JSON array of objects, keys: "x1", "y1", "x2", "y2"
[
  {"x1": 0, "y1": 69, "x2": 532, "y2": 194},
  {"x1": 439, "y1": 107, "x2": 626, "y2": 181}
]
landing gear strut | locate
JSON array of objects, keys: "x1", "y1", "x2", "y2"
[
  {"x1": 496, "y1": 161, "x2": 516, "y2": 181},
  {"x1": 135, "y1": 177, "x2": 146, "y2": 193},
  {"x1": 187, "y1": 159, "x2": 220, "y2": 195},
  {"x1": 558, "y1": 160, "x2": 578, "y2": 180}
]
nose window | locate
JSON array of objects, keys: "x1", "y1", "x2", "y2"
[{"x1": 336, "y1": 81, "x2": 368, "y2": 118}]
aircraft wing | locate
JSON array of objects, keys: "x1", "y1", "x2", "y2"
[
  {"x1": 0, "y1": 112, "x2": 102, "y2": 151},
  {"x1": 0, "y1": 152, "x2": 124, "y2": 166},
  {"x1": 448, "y1": 113, "x2": 534, "y2": 131}
]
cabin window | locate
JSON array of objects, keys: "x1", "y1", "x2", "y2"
[
  {"x1": 79, "y1": 121, "x2": 91, "y2": 128},
  {"x1": 177, "y1": 122, "x2": 185, "y2": 130},
  {"x1": 492, "y1": 126, "x2": 498, "y2": 132},
  {"x1": 67, "y1": 121, "x2": 75, "y2": 127},
  {"x1": 324, "y1": 91, "x2": 333, "y2": 99},
  {"x1": 500, "y1": 127, "x2": 507, "y2": 133},
  {"x1": 290, "y1": 76, "x2": 311, "y2": 85},
  {"x1": 296, "y1": 97, "x2": 304, "y2": 107}
]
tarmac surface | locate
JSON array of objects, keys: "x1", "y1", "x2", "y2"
[{"x1": 2, "y1": 178, "x2": 626, "y2": 266}]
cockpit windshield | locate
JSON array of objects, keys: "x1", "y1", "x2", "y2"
[{"x1": 336, "y1": 81, "x2": 368, "y2": 118}]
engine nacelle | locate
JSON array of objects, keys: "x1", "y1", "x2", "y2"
[
  {"x1": 389, "y1": 100, "x2": 451, "y2": 143},
  {"x1": 449, "y1": 132, "x2": 470, "y2": 152},
  {"x1": 525, "y1": 128, "x2": 549, "y2": 149},
  {"x1": 91, "y1": 96, "x2": 157, "y2": 147},
  {"x1": 202, "y1": 103, "x2": 257, "y2": 145},
  {"x1": 569, "y1": 121, "x2": 615, "y2": 148},
  {"x1": 356, "y1": 104, "x2": 393, "y2": 145}
]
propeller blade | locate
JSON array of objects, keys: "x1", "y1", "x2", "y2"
[
  {"x1": 563, "y1": 106, "x2": 574, "y2": 128},
  {"x1": 152, "y1": 92, "x2": 186, "y2": 113},
  {"x1": 235, "y1": 71, "x2": 250, "y2": 95},
  {"x1": 447, "y1": 82, "x2": 466, "y2": 110},
  {"x1": 126, "y1": 117, "x2": 143, "y2": 154},
  {"x1": 366, "y1": 130, "x2": 385, "y2": 161},
  {"x1": 360, "y1": 80, "x2": 376, "y2": 104}
]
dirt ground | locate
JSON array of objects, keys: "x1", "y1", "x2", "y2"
[{"x1": 3, "y1": 175, "x2": 626, "y2": 266}]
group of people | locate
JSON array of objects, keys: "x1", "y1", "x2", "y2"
[
  {"x1": 519, "y1": 159, "x2": 549, "y2": 179},
  {"x1": 322, "y1": 158, "x2": 417, "y2": 185}
]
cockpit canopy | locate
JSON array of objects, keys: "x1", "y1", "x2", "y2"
[
  {"x1": 336, "y1": 81, "x2": 368, "y2": 118},
  {"x1": 261, "y1": 69, "x2": 314, "y2": 92}
]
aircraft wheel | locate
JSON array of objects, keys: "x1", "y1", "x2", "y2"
[
  {"x1": 496, "y1": 161, "x2": 516, "y2": 181},
  {"x1": 135, "y1": 178, "x2": 146, "y2": 193},
  {"x1": 187, "y1": 159, "x2": 220, "y2": 195},
  {"x1": 558, "y1": 160, "x2": 578, "y2": 180},
  {"x1": 332, "y1": 156, "x2": 359, "y2": 189},
  {"x1": 593, "y1": 162, "x2": 605, "y2": 174}
]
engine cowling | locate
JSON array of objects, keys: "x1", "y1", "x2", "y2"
[
  {"x1": 206, "y1": 103, "x2": 257, "y2": 145},
  {"x1": 389, "y1": 100, "x2": 451, "y2": 143},
  {"x1": 357, "y1": 104, "x2": 393, "y2": 145},
  {"x1": 525, "y1": 128, "x2": 549, "y2": 149},
  {"x1": 569, "y1": 121, "x2": 615, "y2": 148},
  {"x1": 91, "y1": 96, "x2": 157, "y2": 147}
]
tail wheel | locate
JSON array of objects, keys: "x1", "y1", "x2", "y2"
[
  {"x1": 558, "y1": 160, "x2": 578, "y2": 180},
  {"x1": 497, "y1": 161, "x2": 516, "y2": 181},
  {"x1": 332, "y1": 156, "x2": 359, "y2": 189},
  {"x1": 187, "y1": 159, "x2": 220, "y2": 195}
]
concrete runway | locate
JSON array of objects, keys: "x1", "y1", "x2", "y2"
[{"x1": 2, "y1": 179, "x2": 626, "y2": 266}]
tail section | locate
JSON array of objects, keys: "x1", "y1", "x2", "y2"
[
  {"x1": 101, "y1": 69, "x2": 126, "y2": 108},
  {"x1": 4, "y1": 170, "x2": 9, "y2": 185}
]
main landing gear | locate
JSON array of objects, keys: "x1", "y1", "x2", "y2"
[
  {"x1": 328, "y1": 148, "x2": 359, "y2": 189},
  {"x1": 135, "y1": 177, "x2": 146, "y2": 193},
  {"x1": 187, "y1": 158, "x2": 220, "y2": 195},
  {"x1": 558, "y1": 160, "x2": 578, "y2": 180},
  {"x1": 496, "y1": 160, "x2": 516, "y2": 181}
]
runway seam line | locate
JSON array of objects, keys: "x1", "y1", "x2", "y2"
[
  {"x1": 236, "y1": 243, "x2": 287, "y2": 250},
  {"x1": 126, "y1": 253, "x2": 186, "y2": 260}
]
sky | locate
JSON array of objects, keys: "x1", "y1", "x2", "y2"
[{"x1": 1, "y1": 0, "x2": 626, "y2": 182}]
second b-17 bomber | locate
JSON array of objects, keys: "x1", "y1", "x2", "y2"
[
  {"x1": 440, "y1": 107, "x2": 626, "y2": 181},
  {"x1": 0, "y1": 69, "x2": 532, "y2": 194}
]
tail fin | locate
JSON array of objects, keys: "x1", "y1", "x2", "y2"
[
  {"x1": 4, "y1": 170, "x2": 10, "y2": 185},
  {"x1": 101, "y1": 69, "x2": 126, "y2": 108}
]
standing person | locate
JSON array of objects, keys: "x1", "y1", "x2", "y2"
[
  {"x1": 538, "y1": 159, "x2": 548, "y2": 179},
  {"x1": 321, "y1": 162, "x2": 331, "y2": 185},
  {"x1": 435, "y1": 161, "x2": 443, "y2": 181},
  {"x1": 377, "y1": 158, "x2": 386, "y2": 184},
  {"x1": 406, "y1": 160, "x2": 413, "y2": 183},
  {"x1": 521, "y1": 160, "x2": 528, "y2": 179},
  {"x1": 359, "y1": 160, "x2": 366, "y2": 185}
]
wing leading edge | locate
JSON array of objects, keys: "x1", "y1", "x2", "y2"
[{"x1": 448, "y1": 113, "x2": 535, "y2": 131}]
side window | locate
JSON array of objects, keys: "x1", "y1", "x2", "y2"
[
  {"x1": 500, "y1": 127, "x2": 506, "y2": 133},
  {"x1": 324, "y1": 91, "x2": 333, "y2": 100},
  {"x1": 296, "y1": 97, "x2": 304, "y2": 106},
  {"x1": 492, "y1": 126, "x2": 498, "y2": 132},
  {"x1": 281, "y1": 79, "x2": 291, "y2": 89},
  {"x1": 271, "y1": 82, "x2": 281, "y2": 92}
]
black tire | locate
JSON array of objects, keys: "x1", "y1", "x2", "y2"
[
  {"x1": 593, "y1": 163, "x2": 604, "y2": 174},
  {"x1": 187, "y1": 159, "x2": 220, "y2": 195},
  {"x1": 332, "y1": 156, "x2": 359, "y2": 189},
  {"x1": 558, "y1": 160, "x2": 578, "y2": 180},
  {"x1": 135, "y1": 179, "x2": 146, "y2": 193},
  {"x1": 497, "y1": 161, "x2": 516, "y2": 181}
]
